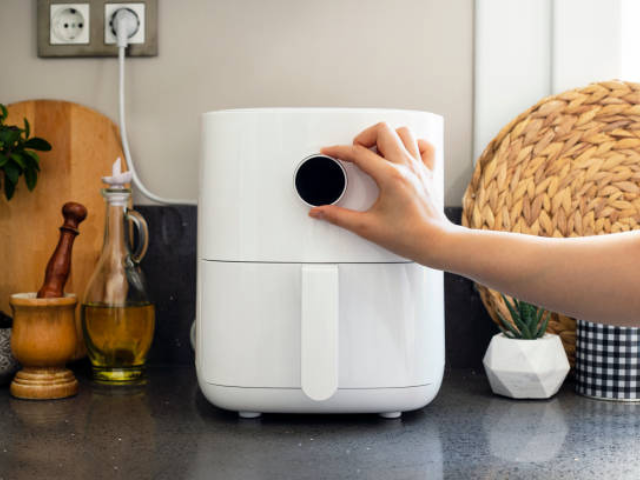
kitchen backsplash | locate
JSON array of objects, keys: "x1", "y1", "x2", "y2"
[{"x1": 135, "y1": 206, "x2": 497, "y2": 369}]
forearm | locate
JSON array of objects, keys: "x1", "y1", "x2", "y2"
[{"x1": 434, "y1": 226, "x2": 640, "y2": 326}]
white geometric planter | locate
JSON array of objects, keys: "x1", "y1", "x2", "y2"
[{"x1": 483, "y1": 333, "x2": 570, "y2": 399}]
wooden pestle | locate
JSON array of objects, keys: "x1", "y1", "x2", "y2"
[{"x1": 37, "y1": 202, "x2": 88, "y2": 299}]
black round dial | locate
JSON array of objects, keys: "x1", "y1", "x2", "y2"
[{"x1": 294, "y1": 155, "x2": 347, "y2": 207}]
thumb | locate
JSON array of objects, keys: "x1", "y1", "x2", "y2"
[{"x1": 309, "y1": 205, "x2": 369, "y2": 235}]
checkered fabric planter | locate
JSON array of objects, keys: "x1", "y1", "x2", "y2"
[{"x1": 576, "y1": 320, "x2": 640, "y2": 401}]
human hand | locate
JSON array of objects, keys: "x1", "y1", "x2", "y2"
[{"x1": 309, "y1": 122, "x2": 456, "y2": 267}]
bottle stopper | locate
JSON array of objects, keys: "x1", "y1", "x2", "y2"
[{"x1": 102, "y1": 157, "x2": 132, "y2": 188}]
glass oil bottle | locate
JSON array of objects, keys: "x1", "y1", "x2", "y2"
[{"x1": 82, "y1": 159, "x2": 155, "y2": 383}]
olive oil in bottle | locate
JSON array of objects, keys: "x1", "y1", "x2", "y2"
[{"x1": 82, "y1": 303, "x2": 155, "y2": 382}]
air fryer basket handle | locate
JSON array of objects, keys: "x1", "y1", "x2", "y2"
[{"x1": 301, "y1": 264, "x2": 339, "y2": 401}]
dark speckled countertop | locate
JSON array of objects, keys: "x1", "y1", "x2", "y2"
[{"x1": 1, "y1": 367, "x2": 639, "y2": 479}]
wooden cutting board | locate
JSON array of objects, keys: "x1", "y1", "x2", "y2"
[{"x1": 0, "y1": 100, "x2": 126, "y2": 359}]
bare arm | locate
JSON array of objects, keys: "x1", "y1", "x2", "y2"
[
  {"x1": 442, "y1": 228, "x2": 640, "y2": 326},
  {"x1": 309, "y1": 122, "x2": 640, "y2": 327}
]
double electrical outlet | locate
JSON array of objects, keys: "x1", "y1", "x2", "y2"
[
  {"x1": 50, "y1": 3, "x2": 145, "y2": 45},
  {"x1": 37, "y1": 0, "x2": 157, "y2": 57}
]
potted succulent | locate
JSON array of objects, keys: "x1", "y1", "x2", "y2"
[
  {"x1": 483, "y1": 295, "x2": 570, "y2": 399},
  {"x1": 0, "y1": 103, "x2": 51, "y2": 200}
]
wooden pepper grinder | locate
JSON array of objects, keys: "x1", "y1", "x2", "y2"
[{"x1": 9, "y1": 202, "x2": 88, "y2": 400}]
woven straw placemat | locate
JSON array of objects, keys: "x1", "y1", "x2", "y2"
[{"x1": 462, "y1": 80, "x2": 640, "y2": 366}]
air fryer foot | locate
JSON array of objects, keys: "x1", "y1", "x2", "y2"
[
  {"x1": 379, "y1": 412, "x2": 402, "y2": 419},
  {"x1": 238, "y1": 411, "x2": 262, "y2": 419}
]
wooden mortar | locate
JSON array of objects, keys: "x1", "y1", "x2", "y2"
[
  {"x1": 9, "y1": 202, "x2": 87, "y2": 400},
  {"x1": 10, "y1": 293, "x2": 78, "y2": 400}
]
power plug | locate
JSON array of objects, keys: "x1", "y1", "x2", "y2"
[{"x1": 105, "y1": 3, "x2": 146, "y2": 45}]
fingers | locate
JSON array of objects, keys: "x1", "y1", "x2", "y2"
[
  {"x1": 309, "y1": 205, "x2": 371, "y2": 237},
  {"x1": 353, "y1": 122, "x2": 406, "y2": 163},
  {"x1": 321, "y1": 145, "x2": 389, "y2": 184},
  {"x1": 418, "y1": 138, "x2": 436, "y2": 170},
  {"x1": 395, "y1": 127, "x2": 419, "y2": 158}
]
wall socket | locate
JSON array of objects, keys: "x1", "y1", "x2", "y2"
[
  {"x1": 37, "y1": 0, "x2": 157, "y2": 57},
  {"x1": 50, "y1": 4, "x2": 90, "y2": 45}
]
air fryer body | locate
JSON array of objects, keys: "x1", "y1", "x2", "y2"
[{"x1": 197, "y1": 108, "x2": 445, "y2": 417}]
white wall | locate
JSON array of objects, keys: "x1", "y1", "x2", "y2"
[
  {"x1": 474, "y1": 0, "x2": 552, "y2": 162},
  {"x1": 0, "y1": 0, "x2": 473, "y2": 206},
  {"x1": 474, "y1": 0, "x2": 633, "y2": 162}
]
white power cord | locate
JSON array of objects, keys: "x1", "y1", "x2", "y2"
[
  {"x1": 113, "y1": 9, "x2": 198, "y2": 351},
  {"x1": 114, "y1": 9, "x2": 197, "y2": 205}
]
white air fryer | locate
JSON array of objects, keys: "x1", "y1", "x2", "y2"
[{"x1": 196, "y1": 108, "x2": 444, "y2": 418}]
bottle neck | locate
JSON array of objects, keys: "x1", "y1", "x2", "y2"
[{"x1": 102, "y1": 189, "x2": 131, "y2": 254}]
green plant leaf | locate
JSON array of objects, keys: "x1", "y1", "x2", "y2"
[
  {"x1": 500, "y1": 293, "x2": 530, "y2": 339},
  {"x1": 9, "y1": 153, "x2": 25, "y2": 169},
  {"x1": 536, "y1": 311, "x2": 551, "y2": 338},
  {"x1": 505, "y1": 297, "x2": 549, "y2": 339},
  {"x1": 0, "y1": 154, "x2": 8, "y2": 168},
  {"x1": 506, "y1": 296, "x2": 534, "y2": 339},
  {"x1": 24, "y1": 168, "x2": 37, "y2": 191},
  {"x1": 529, "y1": 304, "x2": 538, "y2": 322},
  {"x1": 524, "y1": 303, "x2": 537, "y2": 332},
  {"x1": 23, "y1": 118, "x2": 30, "y2": 139},
  {"x1": 3, "y1": 172, "x2": 16, "y2": 200},
  {"x1": 497, "y1": 311, "x2": 521, "y2": 338},
  {"x1": 23, "y1": 150, "x2": 40, "y2": 171},
  {"x1": 498, "y1": 324, "x2": 516, "y2": 340},
  {"x1": 495, "y1": 323, "x2": 508, "y2": 336},
  {"x1": 4, "y1": 162, "x2": 19, "y2": 184},
  {"x1": 521, "y1": 301, "x2": 535, "y2": 326},
  {"x1": 0, "y1": 128, "x2": 21, "y2": 147},
  {"x1": 23, "y1": 137, "x2": 51, "y2": 151},
  {"x1": 512, "y1": 311, "x2": 533, "y2": 339},
  {"x1": 502, "y1": 294, "x2": 532, "y2": 339},
  {"x1": 0, "y1": 104, "x2": 7, "y2": 122},
  {"x1": 502, "y1": 294, "x2": 520, "y2": 322},
  {"x1": 532, "y1": 306, "x2": 545, "y2": 334}
]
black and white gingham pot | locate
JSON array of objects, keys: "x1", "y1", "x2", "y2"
[{"x1": 576, "y1": 320, "x2": 640, "y2": 401}]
